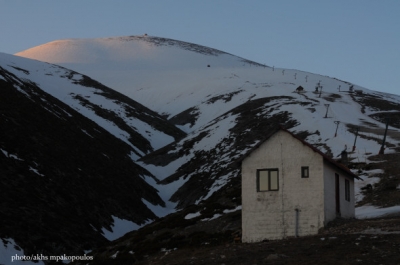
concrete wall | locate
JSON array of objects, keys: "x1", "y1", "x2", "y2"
[
  {"x1": 323, "y1": 163, "x2": 355, "y2": 224},
  {"x1": 242, "y1": 130, "x2": 326, "y2": 242}
]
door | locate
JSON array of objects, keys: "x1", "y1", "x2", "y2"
[{"x1": 335, "y1": 173, "x2": 341, "y2": 216}]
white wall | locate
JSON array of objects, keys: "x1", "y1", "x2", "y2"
[
  {"x1": 323, "y1": 162, "x2": 337, "y2": 223},
  {"x1": 341, "y1": 175, "x2": 356, "y2": 218},
  {"x1": 242, "y1": 130, "x2": 326, "y2": 242},
  {"x1": 323, "y1": 162, "x2": 356, "y2": 224}
]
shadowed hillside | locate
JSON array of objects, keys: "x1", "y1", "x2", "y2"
[{"x1": 0, "y1": 67, "x2": 164, "y2": 257}]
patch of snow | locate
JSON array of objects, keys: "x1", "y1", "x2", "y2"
[
  {"x1": 140, "y1": 173, "x2": 181, "y2": 212},
  {"x1": 81, "y1": 129, "x2": 94, "y2": 138},
  {"x1": 128, "y1": 150, "x2": 140, "y2": 162},
  {"x1": 0, "y1": 238, "x2": 45, "y2": 265},
  {"x1": 0, "y1": 149, "x2": 7, "y2": 157},
  {"x1": 360, "y1": 228, "x2": 400, "y2": 235},
  {"x1": 9, "y1": 154, "x2": 23, "y2": 161},
  {"x1": 101, "y1": 216, "x2": 144, "y2": 241},
  {"x1": 110, "y1": 251, "x2": 119, "y2": 259},
  {"x1": 137, "y1": 154, "x2": 194, "y2": 181},
  {"x1": 192, "y1": 113, "x2": 238, "y2": 151},
  {"x1": 29, "y1": 166, "x2": 45, "y2": 177},
  {"x1": 223, "y1": 206, "x2": 242, "y2": 213},
  {"x1": 142, "y1": 198, "x2": 174, "y2": 218},
  {"x1": 184, "y1": 212, "x2": 201, "y2": 220},
  {"x1": 355, "y1": 204, "x2": 400, "y2": 219},
  {"x1": 1, "y1": 149, "x2": 24, "y2": 161},
  {"x1": 124, "y1": 116, "x2": 175, "y2": 150},
  {"x1": 201, "y1": 214, "x2": 222, "y2": 221}
]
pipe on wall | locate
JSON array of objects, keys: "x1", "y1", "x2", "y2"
[{"x1": 295, "y1": 208, "x2": 300, "y2": 237}]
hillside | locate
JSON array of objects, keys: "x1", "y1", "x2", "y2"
[
  {"x1": 0, "y1": 53, "x2": 186, "y2": 261},
  {"x1": 3, "y1": 52, "x2": 185, "y2": 157},
  {"x1": 5, "y1": 35, "x2": 400, "y2": 263}
]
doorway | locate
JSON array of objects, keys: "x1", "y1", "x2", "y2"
[{"x1": 335, "y1": 173, "x2": 341, "y2": 216}]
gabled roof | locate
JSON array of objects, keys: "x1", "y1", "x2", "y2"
[{"x1": 237, "y1": 126, "x2": 361, "y2": 180}]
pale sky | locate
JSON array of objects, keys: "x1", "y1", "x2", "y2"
[{"x1": 1, "y1": 0, "x2": 399, "y2": 95}]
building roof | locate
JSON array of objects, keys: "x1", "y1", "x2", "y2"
[{"x1": 237, "y1": 125, "x2": 361, "y2": 180}]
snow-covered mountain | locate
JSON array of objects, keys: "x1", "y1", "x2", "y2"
[
  {"x1": 17, "y1": 35, "x2": 400, "y2": 209},
  {"x1": 3, "y1": 35, "x2": 400, "y2": 262}
]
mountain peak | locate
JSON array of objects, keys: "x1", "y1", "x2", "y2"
[{"x1": 15, "y1": 35, "x2": 241, "y2": 64}]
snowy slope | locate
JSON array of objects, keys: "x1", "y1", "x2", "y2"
[
  {"x1": 0, "y1": 52, "x2": 194, "y2": 262},
  {"x1": 16, "y1": 35, "x2": 400, "y2": 211},
  {"x1": 1, "y1": 62, "x2": 175, "y2": 261},
  {"x1": 16, "y1": 36, "x2": 266, "y2": 121},
  {"x1": 16, "y1": 36, "x2": 400, "y2": 135},
  {"x1": 1, "y1": 52, "x2": 184, "y2": 158}
]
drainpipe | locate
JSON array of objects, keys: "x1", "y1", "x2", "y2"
[{"x1": 295, "y1": 208, "x2": 300, "y2": 237}]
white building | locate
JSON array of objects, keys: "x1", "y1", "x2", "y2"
[{"x1": 241, "y1": 127, "x2": 360, "y2": 242}]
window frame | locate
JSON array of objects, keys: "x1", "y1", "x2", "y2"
[
  {"x1": 301, "y1": 166, "x2": 309, "y2": 178},
  {"x1": 257, "y1": 168, "x2": 279, "y2": 192}
]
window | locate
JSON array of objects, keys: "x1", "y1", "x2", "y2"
[
  {"x1": 345, "y1": 179, "x2": 350, "y2": 202},
  {"x1": 301, "y1": 166, "x2": 309, "y2": 178},
  {"x1": 257, "y1": 169, "x2": 279, "y2": 191}
]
